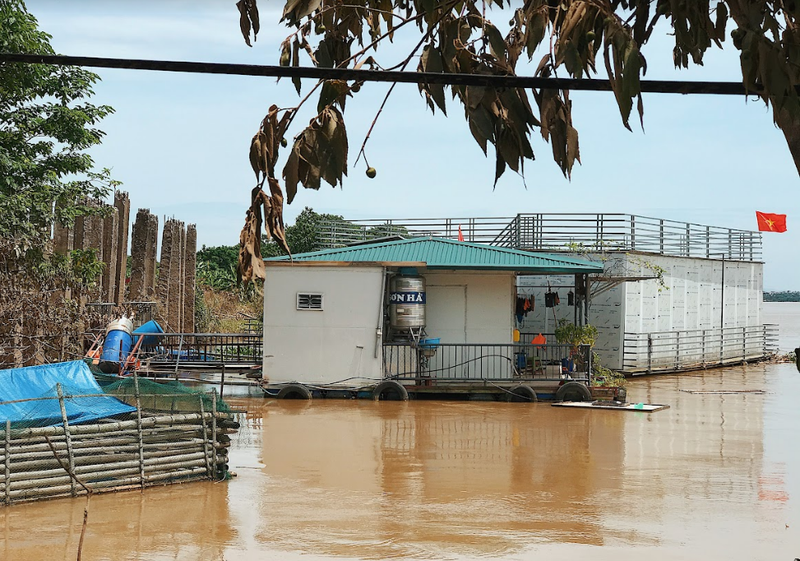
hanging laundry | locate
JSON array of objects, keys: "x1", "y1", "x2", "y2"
[
  {"x1": 515, "y1": 296, "x2": 526, "y2": 324},
  {"x1": 531, "y1": 333, "x2": 546, "y2": 345},
  {"x1": 523, "y1": 296, "x2": 533, "y2": 312}
]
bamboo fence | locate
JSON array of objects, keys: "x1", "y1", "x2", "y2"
[{"x1": 0, "y1": 383, "x2": 237, "y2": 506}]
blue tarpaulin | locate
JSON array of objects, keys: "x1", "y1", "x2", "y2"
[{"x1": 0, "y1": 361, "x2": 136, "y2": 427}]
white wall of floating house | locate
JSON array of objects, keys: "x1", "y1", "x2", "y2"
[{"x1": 517, "y1": 252, "x2": 764, "y2": 372}]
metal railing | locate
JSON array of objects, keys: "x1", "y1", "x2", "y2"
[
  {"x1": 320, "y1": 216, "x2": 518, "y2": 247},
  {"x1": 84, "y1": 302, "x2": 158, "y2": 328},
  {"x1": 622, "y1": 324, "x2": 778, "y2": 374},
  {"x1": 382, "y1": 342, "x2": 591, "y2": 384},
  {"x1": 319, "y1": 213, "x2": 762, "y2": 261},
  {"x1": 127, "y1": 333, "x2": 263, "y2": 367}
]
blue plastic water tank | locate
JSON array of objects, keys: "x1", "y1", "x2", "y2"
[
  {"x1": 100, "y1": 329, "x2": 132, "y2": 364},
  {"x1": 133, "y1": 320, "x2": 164, "y2": 347}
]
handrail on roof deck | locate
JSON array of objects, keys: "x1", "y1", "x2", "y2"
[{"x1": 318, "y1": 213, "x2": 762, "y2": 261}]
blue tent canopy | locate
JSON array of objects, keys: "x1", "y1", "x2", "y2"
[{"x1": 0, "y1": 361, "x2": 136, "y2": 427}]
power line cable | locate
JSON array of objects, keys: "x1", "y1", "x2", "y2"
[{"x1": 0, "y1": 53, "x2": 774, "y2": 96}]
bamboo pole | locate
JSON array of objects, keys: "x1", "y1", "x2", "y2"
[
  {"x1": 5, "y1": 413, "x2": 213, "y2": 440},
  {"x1": 6, "y1": 444, "x2": 208, "y2": 474},
  {"x1": 4, "y1": 420, "x2": 10, "y2": 505},
  {"x1": 0, "y1": 429, "x2": 209, "y2": 457},
  {"x1": 0, "y1": 392, "x2": 236, "y2": 506},
  {"x1": 56, "y1": 383, "x2": 76, "y2": 497},
  {"x1": 133, "y1": 371, "x2": 145, "y2": 490},
  {"x1": 198, "y1": 395, "x2": 212, "y2": 479},
  {"x1": 5, "y1": 467, "x2": 209, "y2": 502},
  {"x1": 2, "y1": 456, "x2": 213, "y2": 492},
  {"x1": 211, "y1": 390, "x2": 218, "y2": 480},
  {"x1": 6, "y1": 451, "x2": 213, "y2": 484}
]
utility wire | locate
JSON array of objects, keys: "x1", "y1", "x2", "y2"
[{"x1": 0, "y1": 53, "x2": 772, "y2": 96}]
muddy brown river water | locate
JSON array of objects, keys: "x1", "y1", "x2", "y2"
[{"x1": 1, "y1": 363, "x2": 799, "y2": 561}]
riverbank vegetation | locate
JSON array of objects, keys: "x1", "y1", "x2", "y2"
[
  {"x1": 0, "y1": 1, "x2": 117, "y2": 367},
  {"x1": 764, "y1": 291, "x2": 800, "y2": 302}
]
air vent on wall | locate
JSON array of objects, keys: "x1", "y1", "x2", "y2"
[{"x1": 297, "y1": 293, "x2": 324, "y2": 310}]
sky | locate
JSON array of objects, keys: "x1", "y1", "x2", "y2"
[{"x1": 22, "y1": 0, "x2": 800, "y2": 290}]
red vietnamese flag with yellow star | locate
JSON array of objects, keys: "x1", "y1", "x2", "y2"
[{"x1": 756, "y1": 211, "x2": 787, "y2": 233}]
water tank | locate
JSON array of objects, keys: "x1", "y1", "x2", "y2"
[
  {"x1": 99, "y1": 316, "x2": 134, "y2": 373},
  {"x1": 389, "y1": 276, "x2": 426, "y2": 329}
]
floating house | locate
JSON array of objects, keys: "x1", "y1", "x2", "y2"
[
  {"x1": 262, "y1": 237, "x2": 603, "y2": 401},
  {"x1": 316, "y1": 214, "x2": 777, "y2": 375}
]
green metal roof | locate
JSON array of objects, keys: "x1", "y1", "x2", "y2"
[{"x1": 266, "y1": 237, "x2": 604, "y2": 274}]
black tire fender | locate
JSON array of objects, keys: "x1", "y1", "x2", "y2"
[
  {"x1": 277, "y1": 384, "x2": 312, "y2": 400},
  {"x1": 507, "y1": 385, "x2": 538, "y2": 403},
  {"x1": 372, "y1": 380, "x2": 409, "y2": 401},
  {"x1": 555, "y1": 381, "x2": 592, "y2": 402}
]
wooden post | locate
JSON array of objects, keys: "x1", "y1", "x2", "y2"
[
  {"x1": 211, "y1": 390, "x2": 218, "y2": 480},
  {"x1": 198, "y1": 396, "x2": 212, "y2": 479},
  {"x1": 56, "y1": 383, "x2": 76, "y2": 497},
  {"x1": 132, "y1": 372, "x2": 146, "y2": 490},
  {"x1": 4, "y1": 420, "x2": 11, "y2": 505}
]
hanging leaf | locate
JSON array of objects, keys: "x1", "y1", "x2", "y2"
[
  {"x1": 292, "y1": 37, "x2": 302, "y2": 94},
  {"x1": 418, "y1": 45, "x2": 447, "y2": 115},
  {"x1": 236, "y1": 0, "x2": 260, "y2": 47}
]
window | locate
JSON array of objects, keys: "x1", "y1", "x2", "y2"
[{"x1": 296, "y1": 293, "x2": 324, "y2": 310}]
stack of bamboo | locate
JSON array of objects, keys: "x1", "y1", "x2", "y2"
[{"x1": 1, "y1": 386, "x2": 238, "y2": 505}]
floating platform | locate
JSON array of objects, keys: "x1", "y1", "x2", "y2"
[{"x1": 552, "y1": 401, "x2": 670, "y2": 412}]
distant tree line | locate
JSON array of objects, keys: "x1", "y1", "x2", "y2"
[
  {"x1": 764, "y1": 291, "x2": 800, "y2": 302},
  {"x1": 197, "y1": 207, "x2": 406, "y2": 292}
]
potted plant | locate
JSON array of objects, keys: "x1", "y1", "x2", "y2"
[
  {"x1": 554, "y1": 319, "x2": 597, "y2": 372},
  {"x1": 590, "y1": 356, "x2": 627, "y2": 401},
  {"x1": 554, "y1": 321, "x2": 627, "y2": 400}
]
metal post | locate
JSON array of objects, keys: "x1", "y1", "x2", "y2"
[
  {"x1": 701, "y1": 329, "x2": 707, "y2": 368},
  {"x1": 630, "y1": 215, "x2": 636, "y2": 250},
  {"x1": 573, "y1": 275, "x2": 578, "y2": 326},
  {"x1": 675, "y1": 332, "x2": 680, "y2": 371},
  {"x1": 659, "y1": 220, "x2": 664, "y2": 254},
  {"x1": 174, "y1": 334, "x2": 184, "y2": 380},
  {"x1": 56, "y1": 383, "x2": 76, "y2": 497},
  {"x1": 720, "y1": 255, "x2": 725, "y2": 330},
  {"x1": 220, "y1": 364, "x2": 226, "y2": 399},
  {"x1": 685, "y1": 224, "x2": 690, "y2": 256},
  {"x1": 742, "y1": 326, "x2": 747, "y2": 364},
  {"x1": 647, "y1": 334, "x2": 652, "y2": 374},
  {"x1": 584, "y1": 274, "x2": 590, "y2": 324}
]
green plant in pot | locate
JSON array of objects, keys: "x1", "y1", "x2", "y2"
[
  {"x1": 554, "y1": 320, "x2": 597, "y2": 371},
  {"x1": 553, "y1": 321, "x2": 626, "y2": 391}
]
